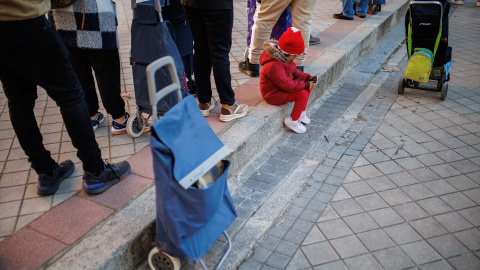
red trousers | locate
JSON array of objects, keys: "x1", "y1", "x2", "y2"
[{"x1": 263, "y1": 89, "x2": 311, "y2": 121}]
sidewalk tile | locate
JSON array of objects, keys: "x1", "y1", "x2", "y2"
[
  {"x1": 400, "y1": 240, "x2": 442, "y2": 265},
  {"x1": 440, "y1": 192, "x2": 477, "y2": 210},
  {"x1": 372, "y1": 246, "x2": 415, "y2": 269},
  {"x1": 317, "y1": 218, "x2": 353, "y2": 240},
  {"x1": 423, "y1": 179, "x2": 457, "y2": 195},
  {"x1": 342, "y1": 181, "x2": 374, "y2": 197},
  {"x1": 301, "y1": 241, "x2": 339, "y2": 266},
  {"x1": 454, "y1": 228, "x2": 480, "y2": 251},
  {"x1": 285, "y1": 250, "x2": 311, "y2": 270},
  {"x1": 0, "y1": 229, "x2": 66, "y2": 270},
  {"x1": 393, "y1": 202, "x2": 429, "y2": 221},
  {"x1": 384, "y1": 223, "x2": 422, "y2": 245},
  {"x1": 330, "y1": 235, "x2": 368, "y2": 259},
  {"x1": 409, "y1": 217, "x2": 449, "y2": 239},
  {"x1": 357, "y1": 229, "x2": 396, "y2": 252},
  {"x1": 355, "y1": 193, "x2": 388, "y2": 211},
  {"x1": 434, "y1": 212, "x2": 473, "y2": 233},
  {"x1": 331, "y1": 198, "x2": 364, "y2": 217},
  {"x1": 378, "y1": 188, "x2": 412, "y2": 206},
  {"x1": 265, "y1": 252, "x2": 290, "y2": 269},
  {"x1": 447, "y1": 253, "x2": 480, "y2": 270},
  {"x1": 29, "y1": 196, "x2": 113, "y2": 244},
  {"x1": 428, "y1": 234, "x2": 469, "y2": 258},
  {"x1": 343, "y1": 213, "x2": 379, "y2": 233},
  {"x1": 365, "y1": 176, "x2": 396, "y2": 192},
  {"x1": 344, "y1": 254, "x2": 382, "y2": 270},
  {"x1": 401, "y1": 183, "x2": 435, "y2": 201},
  {"x1": 458, "y1": 206, "x2": 480, "y2": 227}
]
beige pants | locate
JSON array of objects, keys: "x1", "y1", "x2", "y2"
[{"x1": 250, "y1": 0, "x2": 317, "y2": 66}]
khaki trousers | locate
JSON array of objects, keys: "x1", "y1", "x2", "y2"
[{"x1": 250, "y1": 0, "x2": 317, "y2": 66}]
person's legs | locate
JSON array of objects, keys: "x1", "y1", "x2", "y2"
[
  {"x1": 183, "y1": 5, "x2": 212, "y2": 104},
  {"x1": 203, "y1": 8, "x2": 235, "y2": 106},
  {"x1": 355, "y1": 0, "x2": 369, "y2": 17},
  {"x1": 250, "y1": 0, "x2": 291, "y2": 64},
  {"x1": 88, "y1": 49, "x2": 126, "y2": 120},
  {"x1": 289, "y1": 0, "x2": 317, "y2": 66},
  {"x1": 0, "y1": 17, "x2": 104, "y2": 174},
  {"x1": 67, "y1": 47, "x2": 100, "y2": 117}
]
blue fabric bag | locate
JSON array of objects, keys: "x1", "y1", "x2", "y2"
[
  {"x1": 150, "y1": 95, "x2": 237, "y2": 263},
  {"x1": 131, "y1": 0, "x2": 187, "y2": 114}
]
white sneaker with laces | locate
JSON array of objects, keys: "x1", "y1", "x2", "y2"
[
  {"x1": 284, "y1": 116, "x2": 307, "y2": 133},
  {"x1": 300, "y1": 111, "x2": 310, "y2": 124}
]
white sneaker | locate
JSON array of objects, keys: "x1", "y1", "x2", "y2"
[
  {"x1": 284, "y1": 116, "x2": 307, "y2": 133},
  {"x1": 198, "y1": 97, "x2": 216, "y2": 116},
  {"x1": 300, "y1": 111, "x2": 311, "y2": 124}
]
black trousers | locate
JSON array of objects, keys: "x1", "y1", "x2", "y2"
[
  {"x1": 182, "y1": 6, "x2": 236, "y2": 106},
  {"x1": 67, "y1": 47, "x2": 126, "y2": 119},
  {"x1": 0, "y1": 16, "x2": 104, "y2": 175}
]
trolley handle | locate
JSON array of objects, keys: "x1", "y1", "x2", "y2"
[
  {"x1": 146, "y1": 56, "x2": 182, "y2": 122},
  {"x1": 131, "y1": 0, "x2": 163, "y2": 22}
]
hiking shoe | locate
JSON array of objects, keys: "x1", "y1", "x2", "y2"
[
  {"x1": 300, "y1": 111, "x2": 311, "y2": 124},
  {"x1": 199, "y1": 97, "x2": 216, "y2": 117},
  {"x1": 111, "y1": 112, "x2": 129, "y2": 135},
  {"x1": 91, "y1": 112, "x2": 105, "y2": 132},
  {"x1": 37, "y1": 160, "x2": 75, "y2": 196},
  {"x1": 309, "y1": 35, "x2": 321, "y2": 45},
  {"x1": 333, "y1": 12, "x2": 353, "y2": 20},
  {"x1": 284, "y1": 116, "x2": 307, "y2": 133},
  {"x1": 238, "y1": 60, "x2": 260, "y2": 77},
  {"x1": 219, "y1": 103, "x2": 248, "y2": 122},
  {"x1": 83, "y1": 161, "x2": 131, "y2": 194}
]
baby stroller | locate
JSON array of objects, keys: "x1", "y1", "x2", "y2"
[
  {"x1": 398, "y1": 0, "x2": 452, "y2": 100},
  {"x1": 127, "y1": 0, "x2": 191, "y2": 137},
  {"x1": 146, "y1": 57, "x2": 236, "y2": 270}
]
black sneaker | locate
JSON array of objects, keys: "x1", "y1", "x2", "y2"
[
  {"x1": 333, "y1": 12, "x2": 354, "y2": 20},
  {"x1": 83, "y1": 161, "x2": 131, "y2": 194},
  {"x1": 37, "y1": 160, "x2": 75, "y2": 196},
  {"x1": 238, "y1": 60, "x2": 260, "y2": 77}
]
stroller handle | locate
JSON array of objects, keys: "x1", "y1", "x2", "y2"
[{"x1": 146, "y1": 56, "x2": 183, "y2": 122}]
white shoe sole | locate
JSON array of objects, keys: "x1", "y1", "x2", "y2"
[{"x1": 219, "y1": 110, "x2": 248, "y2": 122}]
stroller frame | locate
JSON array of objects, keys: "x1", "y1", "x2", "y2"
[
  {"x1": 398, "y1": 0, "x2": 451, "y2": 100},
  {"x1": 146, "y1": 56, "x2": 233, "y2": 270}
]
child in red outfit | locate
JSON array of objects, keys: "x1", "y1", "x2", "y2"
[{"x1": 259, "y1": 27, "x2": 317, "y2": 133}]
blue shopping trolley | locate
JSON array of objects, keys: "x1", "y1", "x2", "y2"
[{"x1": 147, "y1": 57, "x2": 236, "y2": 270}]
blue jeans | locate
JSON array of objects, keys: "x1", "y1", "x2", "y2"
[
  {"x1": 343, "y1": 0, "x2": 369, "y2": 17},
  {"x1": 0, "y1": 16, "x2": 104, "y2": 175},
  {"x1": 182, "y1": 6, "x2": 236, "y2": 106}
]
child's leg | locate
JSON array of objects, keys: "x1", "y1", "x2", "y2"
[{"x1": 285, "y1": 89, "x2": 311, "y2": 121}]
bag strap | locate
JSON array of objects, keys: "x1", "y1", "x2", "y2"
[
  {"x1": 81, "y1": 0, "x2": 85, "y2": 29},
  {"x1": 407, "y1": 22, "x2": 412, "y2": 58}
]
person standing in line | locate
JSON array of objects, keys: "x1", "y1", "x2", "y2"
[
  {"x1": 49, "y1": 0, "x2": 130, "y2": 134},
  {"x1": 259, "y1": 27, "x2": 317, "y2": 134},
  {"x1": 180, "y1": 0, "x2": 249, "y2": 122},
  {"x1": 333, "y1": 0, "x2": 369, "y2": 20},
  {"x1": 241, "y1": 0, "x2": 320, "y2": 77},
  {"x1": 238, "y1": 0, "x2": 318, "y2": 76},
  {"x1": 0, "y1": 0, "x2": 131, "y2": 195}
]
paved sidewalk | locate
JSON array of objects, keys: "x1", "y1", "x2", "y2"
[
  {"x1": 237, "y1": 1, "x2": 480, "y2": 269},
  {"x1": 3, "y1": 0, "x2": 476, "y2": 269}
]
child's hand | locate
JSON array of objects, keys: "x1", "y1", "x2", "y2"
[
  {"x1": 309, "y1": 75, "x2": 317, "y2": 83},
  {"x1": 309, "y1": 82, "x2": 317, "y2": 90}
]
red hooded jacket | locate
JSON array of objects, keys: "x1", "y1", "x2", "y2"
[{"x1": 259, "y1": 40, "x2": 311, "y2": 102}]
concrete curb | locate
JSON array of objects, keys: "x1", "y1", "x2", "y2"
[{"x1": 46, "y1": 0, "x2": 410, "y2": 269}]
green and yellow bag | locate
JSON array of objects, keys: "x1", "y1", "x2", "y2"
[{"x1": 404, "y1": 48, "x2": 433, "y2": 83}]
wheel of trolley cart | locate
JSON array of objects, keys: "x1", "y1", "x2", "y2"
[
  {"x1": 398, "y1": 78, "x2": 405, "y2": 95},
  {"x1": 437, "y1": 73, "x2": 446, "y2": 91},
  {"x1": 127, "y1": 113, "x2": 146, "y2": 138},
  {"x1": 148, "y1": 247, "x2": 181, "y2": 270},
  {"x1": 441, "y1": 83, "x2": 448, "y2": 100}
]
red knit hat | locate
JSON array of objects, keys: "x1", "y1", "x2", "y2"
[{"x1": 278, "y1": 27, "x2": 305, "y2": 55}]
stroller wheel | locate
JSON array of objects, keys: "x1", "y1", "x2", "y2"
[
  {"x1": 441, "y1": 83, "x2": 448, "y2": 100},
  {"x1": 437, "y1": 74, "x2": 446, "y2": 91},
  {"x1": 378, "y1": 4, "x2": 381, "y2": 11},
  {"x1": 148, "y1": 247, "x2": 181, "y2": 270},
  {"x1": 127, "y1": 113, "x2": 146, "y2": 138},
  {"x1": 373, "y1": 5, "x2": 379, "y2": 14},
  {"x1": 398, "y1": 78, "x2": 405, "y2": 95}
]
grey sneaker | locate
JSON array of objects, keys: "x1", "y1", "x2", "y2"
[
  {"x1": 199, "y1": 97, "x2": 216, "y2": 117},
  {"x1": 219, "y1": 102, "x2": 248, "y2": 122}
]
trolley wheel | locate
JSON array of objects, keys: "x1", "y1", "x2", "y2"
[
  {"x1": 437, "y1": 74, "x2": 446, "y2": 91},
  {"x1": 441, "y1": 83, "x2": 448, "y2": 100},
  {"x1": 378, "y1": 4, "x2": 381, "y2": 11},
  {"x1": 398, "y1": 78, "x2": 405, "y2": 95},
  {"x1": 148, "y1": 247, "x2": 181, "y2": 270},
  {"x1": 373, "y1": 5, "x2": 379, "y2": 15},
  {"x1": 127, "y1": 113, "x2": 146, "y2": 138}
]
